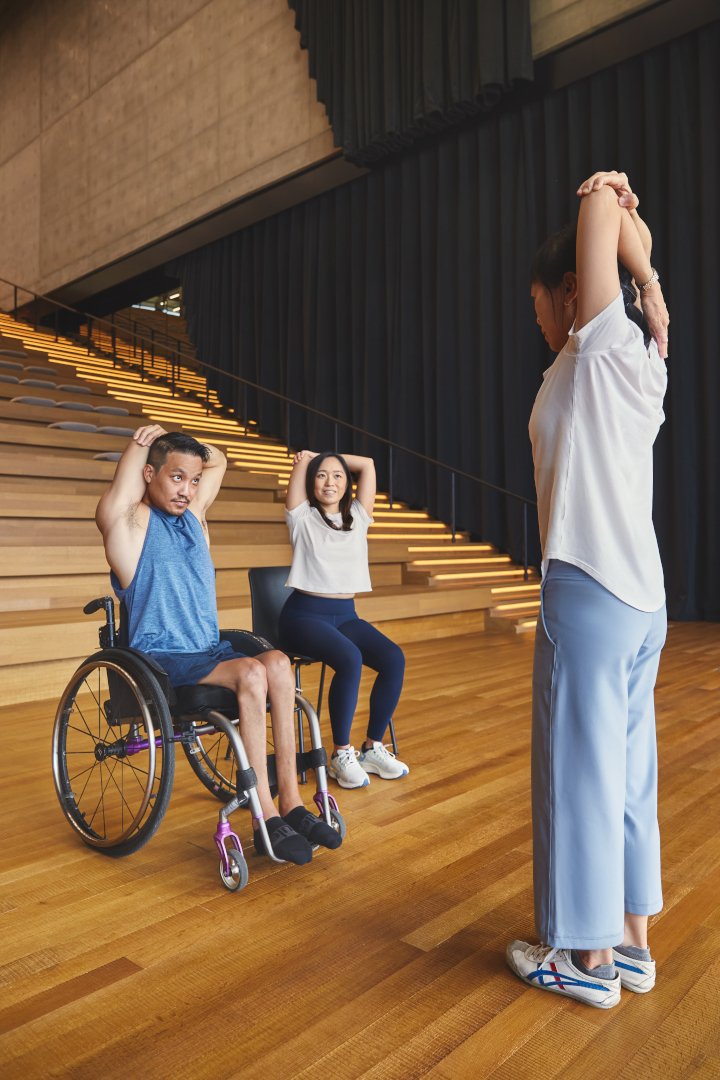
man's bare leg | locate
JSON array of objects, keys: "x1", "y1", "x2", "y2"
[
  {"x1": 197, "y1": 656, "x2": 313, "y2": 864},
  {"x1": 199, "y1": 653, "x2": 340, "y2": 855},
  {"x1": 198, "y1": 657, "x2": 278, "y2": 818},
  {"x1": 255, "y1": 649, "x2": 343, "y2": 850},
  {"x1": 254, "y1": 650, "x2": 304, "y2": 815}
]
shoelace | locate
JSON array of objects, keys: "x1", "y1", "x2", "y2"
[
  {"x1": 367, "y1": 742, "x2": 395, "y2": 760},
  {"x1": 525, "y1": 944, "x2": 560, "y2": 965},
  {"x1": 335, "y1": 747, "x2": 358, "y2": 768}
]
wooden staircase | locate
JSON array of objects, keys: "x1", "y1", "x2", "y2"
[{"x1": 0, "y1": 312, "x2": 538, "y2": 705}]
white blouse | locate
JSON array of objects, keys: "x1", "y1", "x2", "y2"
[
  {"x1": 285, "y1": 498, "x2": 373, "y2": 594},
  {"x1": 529, "y1": 292, "x2": 667, "y2": 612}
]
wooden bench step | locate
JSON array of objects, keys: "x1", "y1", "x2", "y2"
[
  {"x1": 0, "y1": 492, "x2": 287, "y2": 522},
  {"x1": 0, "y1": 562, "x2": 403, "y2": 612}
]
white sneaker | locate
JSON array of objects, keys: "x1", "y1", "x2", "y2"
[
  {"x1": 612, "y1": 948, "x2": 656, "y2": 993},
  {"x1": 327, "y1": 747, "x2": 369, "y2": 789},
  {"x1": 506, "y1": 940, "x2": 621, "y2": 1009},
  {"x1": 358, "y1": 741, "x2": 409, "y2": 779}
]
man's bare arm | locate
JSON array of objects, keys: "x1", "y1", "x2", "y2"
[
  {"x1": 95, "y1": 424, "x2": 167, "y2": 537},
  {"x1": 191, "y1": 441, "x2": 227, "y2": 520}
]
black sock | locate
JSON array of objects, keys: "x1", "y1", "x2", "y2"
[
  {"x1": 253, "y1": 815, "x2": 313, "y2": 864},
  {"x1": 283, "y1": 806, "x2": 342, "y2": 850}
]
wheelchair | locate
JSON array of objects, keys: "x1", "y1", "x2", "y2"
[{"x1": 51, "y1": 596, "x2": 346, "y2": 891}]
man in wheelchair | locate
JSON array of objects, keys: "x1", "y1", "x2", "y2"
[{"x1": 94, "y1": 423, "x2": 342, "y2": 864}]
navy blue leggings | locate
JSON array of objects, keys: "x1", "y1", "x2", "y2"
[{"x1": 278, "y1": 592, "x2": 405, "y2": 746}]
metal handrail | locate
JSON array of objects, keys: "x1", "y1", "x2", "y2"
[{"x1": 0, "y1": 274, "x2": 536, "y2": 575}]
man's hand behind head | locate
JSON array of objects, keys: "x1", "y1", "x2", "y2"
[{"x1": 133, "y1": 424, "x2": 167, "y2": 447}]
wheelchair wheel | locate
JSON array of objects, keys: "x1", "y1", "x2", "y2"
[
  {"x1": 52, "y1": 650, "x2": 175, "y2": 857},
  {"x1": 329, "y1": 808, "x2": 347, "y2": 840},
  {"x1": 219, "y1": 848, "x2": 249, "y2": 892},
  {"x1": 182, "y1": 726, "x2": 238, "y2": 803}
]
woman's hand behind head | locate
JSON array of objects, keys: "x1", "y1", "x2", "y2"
[{"x1": 640, "y1": 285, "x2": 670, "y2": 359}]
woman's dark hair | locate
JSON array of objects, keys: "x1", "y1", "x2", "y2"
[
  {"x1": 148, "y1": 431, "x2": 210, "y2": 470},
  {"x1": 531, "y1": 222, "x2": 577, "y2": 291},
  {"x1": 532, "y1": 221, "x2": 650, "y2": 347},
  {"x1": 306, "y1": 453, "x2": 354, "y2": 531}
]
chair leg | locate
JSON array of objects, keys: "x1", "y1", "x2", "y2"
[
  {"x1": 316, "y1": 662, "x2": 326, "y2": 721},
  {"x1": 389, "y1": 718, "x2": 398, "y2": 756},
  {"x1": 295, "y1": 662, "x2": 307, "y2": 784}
]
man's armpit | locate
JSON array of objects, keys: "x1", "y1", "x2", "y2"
[{"x1": 124, "y1": 502, "x2": 143, "y2": 529}]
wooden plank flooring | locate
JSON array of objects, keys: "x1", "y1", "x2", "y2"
[{"x1": 1, "y1": 623, "x2": 719, "y2": 1079}]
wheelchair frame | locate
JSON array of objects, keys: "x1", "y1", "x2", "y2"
[{"x1": 52, "y1": 596, "x2": 345, "y2": 891}]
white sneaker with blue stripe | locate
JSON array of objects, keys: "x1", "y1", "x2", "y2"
[
  {"x1": 506, "y1": 940, "x2": 621, "y2": 1009},
  {"x1": 612, "y1": 948, "x2": 656, "y2": 993}
]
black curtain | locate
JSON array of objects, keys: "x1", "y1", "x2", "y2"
[
  {"x1": 175, "y1": 20, "x2": 720, "y2": 621},
  {"x1": 288, "y1": 0, "x2": 533, "y2": 164}
]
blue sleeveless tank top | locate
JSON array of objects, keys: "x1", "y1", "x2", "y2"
[{"x1": 111, "y1": 507, "x2": 220, "y2": 654}]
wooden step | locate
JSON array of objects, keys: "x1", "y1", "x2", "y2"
[
  {"x1": 0, "y1": 314, "x2": 541, "y2": 705},
  {"x1": 0, "y1": 441, "x2": 282, "y2": 494},
  {"x1": 0, "y1": 580, "x2": 492, "y2": 698},
  {"x1": 0, "y1": 562, "x2": 403, "y2": 612},
  {"x1": 0, "y1": 492, "x2": 286, "y2": 523},
  {"x1": 487, "y1": 591, "x2": 541, "y2": 635},
  {"x1": 1, "y1": 543, "x2": 295, "y2": 578},
  {"x1": 0, "y1": 382, "x2": 133, "y2": 410}
]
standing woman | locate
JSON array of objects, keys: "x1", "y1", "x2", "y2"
[
  {"x1": 506, "y1": 171, "x2": 670, "y2": 1008},
  {"x1": 279, "y1": 450, "x2": 408, "y2": 788}
]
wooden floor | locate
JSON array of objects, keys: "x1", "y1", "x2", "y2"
[{"x1": 1, "y1": 623, "x2": 719, "y2": 1079}]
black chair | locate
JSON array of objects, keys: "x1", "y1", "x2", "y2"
[{"x1": 248, "y1": 566, "x2": 327, "y2": 780}]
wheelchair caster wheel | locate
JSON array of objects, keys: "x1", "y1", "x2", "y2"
[
  {"x1": 220, "y1": 848, "x2": 249, "y2": 892},
  {"x1": 329, "y1": 808, "x2": 347, "y2": 840}
]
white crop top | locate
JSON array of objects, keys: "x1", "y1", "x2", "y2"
[
  {"x1": 529, "y1": 292, "x2": 667, "y2": 612},
  {"x1": 285, "y1": 498, "x2": 373, "y2": 594}
]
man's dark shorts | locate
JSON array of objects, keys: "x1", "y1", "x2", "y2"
[{"x1": 149, "y1": 641, "x2": 248, "y2": 688}]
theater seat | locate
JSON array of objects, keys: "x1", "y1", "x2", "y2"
[{"x1": 48, "y1": 420, "x2": 98, "y2": 432}]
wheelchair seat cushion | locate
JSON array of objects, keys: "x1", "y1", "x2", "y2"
[
  {"x1": 174, "y1": 683, "x2": 238, "y2": 716},
  {"x1": 146, "y1": 641, "x2": 248, "y2": 688}
]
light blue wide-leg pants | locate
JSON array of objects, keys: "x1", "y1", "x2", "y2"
[{"x1": 532, "y1": 560, "x2": 667, "y2": 950}]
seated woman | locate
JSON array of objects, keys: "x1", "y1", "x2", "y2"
[{"x1": 279, "y1": 450, "x2": 408, "y2": 789}]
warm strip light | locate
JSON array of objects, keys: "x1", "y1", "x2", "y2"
[
  {"x1": 491, "y1": 585, "x2": 541, "y2": 595},
  {"x1": 370, "y1": 533, "x2": 453, "y2": 541},
  {"x1": 224, "y1": 440, "x2": 287, "y2": 451},
  {"x1": 409, "y1": 556, "x2": 510, "y2": 566},
  {"x1": 407, "y1": 544, "x2": 491, "y2": 552},
  {"x1": 433, "y1": 569, "x2": 527, "y2": 580},
  {"x1": 227, "y1": 454, "x2": 291, "y2": 465},
  {"x1": 494, "y1": 600, "x2": 541, "y2": 611},
  {"x1": 226, "y1": 446, "x2": 290, "y2": 456},
  {"x1": 372, "y1": 511, "x2": 432, "y2": 520},
  {"x1": 371, "y1": 518, "x2": 444, "y2": 527}
]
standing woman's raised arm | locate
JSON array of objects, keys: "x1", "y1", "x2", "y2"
[
  {"x1": 575, "y1": 170, "x2": 669, "y2": 357},
  {"x1": 574, "y1": 184, "x2": 626, "y2": 332}
]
